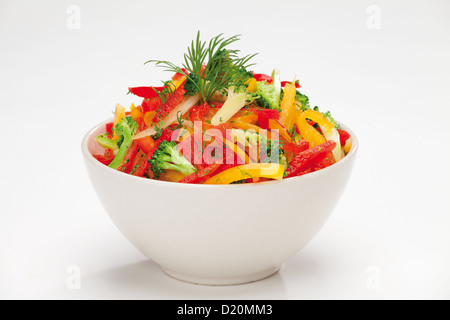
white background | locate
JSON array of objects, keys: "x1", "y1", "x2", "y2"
[{"x1": 1, "y1": 0, "x2": 449, "y2": 300}]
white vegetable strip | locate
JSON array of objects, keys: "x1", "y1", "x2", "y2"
[
  {"x1": 211, "y1": 92, "x2": 246, "y2": 126},
  {"x1": 319, "y1": 125, "x2": 342, "y2": 161},
  {"x1": 133, "y1": 93, "x2": 201, "y2": 140}
]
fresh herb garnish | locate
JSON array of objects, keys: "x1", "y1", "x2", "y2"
[{"x1": 146, "y1": 32, "x2": 257, "y2": 103}]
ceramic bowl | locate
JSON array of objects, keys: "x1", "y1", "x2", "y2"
[{"x1": 82, "y1": 118, "x2": 358, "y2": 285}]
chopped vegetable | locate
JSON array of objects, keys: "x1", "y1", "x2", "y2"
[
  {"x1": 108, "y1": 116, "x2": 138, "y2": 169},
  {"x1": 153, "y1": 84, "x2": 186, "y2": 124},
  {"x1": 256, "y1": 109, "x2": 280, "y2": 129},
  {"x1": 112, "y1": 104, "x2": 126, "y2": 140},
  {"x1": 149, "y1": 140, "x2": 196, "y2": 178},
  {"x1": 255, "y1": 69, "x2": 281, "y2": 110},
  {"x1": 285, "y1": 140, "x2": 336, "y2": 178},
  {"x1": 180, "y1": 163, "x2": 222, "y2": 184},
  {"x1": 294, "y1": 91, "x2": 310, "y2": 111},
  {"x1": 95, "y1": 134, "x2": 118, "y2": 154},
  {"x1": 204, "y1": 163, "x2": 284, "y2": 184},
  {"x1": 279, "y1": 82, "x2": 297, "y2": 131},
  {"x1": 210, "y1": 86, "x2": 249, "y2": 126}
]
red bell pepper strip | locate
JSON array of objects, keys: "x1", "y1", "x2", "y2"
[
  {"x1": 142, "y1": 97, "x2": 163, "y2": 113},
  {"x1": 283, "y1": 140, "x2": 309, "y2": 155},
  {"x1": 131, "y1": 128, "x2": 174, "y2": 177},
  {"x1": 105, "y1": 122, "x2": 114, "y2": 135},
  {"x1": 120, "y1": 141, "x2": 140, "y2": 173},
  {"x1": 189, "y1": 103, "x2": 211, "y2": 122},
  {"x1": 253, "y1": 74, "x2": 301, "y2": 88},
  {"x1": 338, "y1": 129, "x2": 351, "y2": 146},
  {"x1": 94, "y1": 149, "x2": 115, "y2": 166},
  {"x1": 209, "y1": 102, "x2": 223, "y2": 109},
  {"x1": 136, "y1": 117, "x2": 145, "y2": 132},
  {"x1": 153, "y1": 84, "x2": 186, "y2": 123},
  {"x1": 285, "y1": 140, "x2": 336, "y2": 178},
  {"x1": 253, "y1": 73, "x2": 272, "y2": 82},
  {"x1": 128, "y1": 86, "x2": 165, "y2": 99},
  {"x1": 256, "y1": 109, "x2": 280, "y2": 129},
  {"x1": 314, "y1": 152, "x2": 335, "y2": 171},
  {"x1": 179, "y1": 163, "x2": 221, "y2": 184}
]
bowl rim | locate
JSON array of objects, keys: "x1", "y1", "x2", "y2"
[{"x1": 82, "y1": 117, "x2": 358, "y2": 188}]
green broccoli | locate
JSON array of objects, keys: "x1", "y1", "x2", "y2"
[
  {"x1": 255, "y1": 69, "x2": 281, "y2": 111},
  {"x1": 108, "y1": 116, "x2": 138, "y2": 170},
  {"x1": 184, "y1": 72, "x2": 201, "y2": 96},
  {"x1": 234, "y1": 68, "x2": 254, "y2": 86},
  {"x1": 149, "y1": 140, "x2": 196, "y2": 178},
  {"x1": 295, "y1": 91, "x2": 311, "y2": 111},
  {"x1": 313, "y1": 106, "x2": 340, "y2": 128}
]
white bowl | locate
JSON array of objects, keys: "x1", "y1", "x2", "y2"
[{"x1": 82, "y1": 118, "x2": 358, "y2": 285}]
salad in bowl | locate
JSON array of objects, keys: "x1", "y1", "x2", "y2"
[
  {"x1": 82, "y1": 33, "x2": 357, "y2": 285},
  {"x1": 92, "y1": 33, "x2": 352, "y2": 185}
]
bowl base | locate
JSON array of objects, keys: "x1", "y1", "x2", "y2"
[{"x1": 162, "y1": 266, "x2": 280, "y2": 286}]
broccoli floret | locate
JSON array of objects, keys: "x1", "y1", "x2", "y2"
[
  {"x1": 255, "y1": 69, "x2": 281, "y2": 111},
  {"x1": 234, "y1": 68, "x2": 254, "y2": 86},
  {"x1": 184, "y1": 72, "x2": 201, "y2": 96},
  {"x1": 149, "y1": 140, "x2": 196, "y2": 178},
  {"x1": 313, "y1": 106, "x2": 340, "y2": 128},
  {"x1": 108, "y1": 116, "x2": 138, "y2": 170},
  {"x1": 295, "y1": 91, "x2": 310, "y2": 111}
]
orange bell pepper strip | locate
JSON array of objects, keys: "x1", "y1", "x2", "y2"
[
  {"x1": 136, "y1": 136, "x2": 156, "y2": 154},
  {"x1": 143, "y1": 111, "x2": 157, "y2": 126},
  {"x1": 130, "y1": 104, "x2": 144, "y2": 121},
  {"x1": 204, "y1": 163, "x2": 284, "y2": 184}
]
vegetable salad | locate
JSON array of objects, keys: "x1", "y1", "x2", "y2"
[{"x1": 93, "y1": 33, "x2": 352, "y2": 184}]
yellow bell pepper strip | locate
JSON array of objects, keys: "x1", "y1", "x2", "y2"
[
  {"x1": 268, "y1": 119, "x2": 292, "y2": 142},
  {"x1": 245, "y1": 78, "x2": 257, "y2": 93},
  {"x1": 302, "y1": 110, "x2": 334, "y2": 132},
  {"x1": 296, "y1": 111, "x2": 327, "y2": 147},
  {"x1": 343, "y1": 137, "x2": 352, "y2": 154},
  {"x1": 112, "y1": 104, "x2": 126, "y2": 140},
  {"x1": 204, "y1": 163, "x2": 284, "y2": 184},
  {"x1": 279, "y1": 82, "x2": 297, "y2": 131},
  {"x1": 296, "y1": 109, "x2": 342, "y2": 160},
  {"x1": 300, "y1": 110, "x2": 342, "y2": 161}
]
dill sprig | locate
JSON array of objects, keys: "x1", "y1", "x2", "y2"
[{"x1": 146, "y1": 32, "x2": 257, "y2": 102}]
